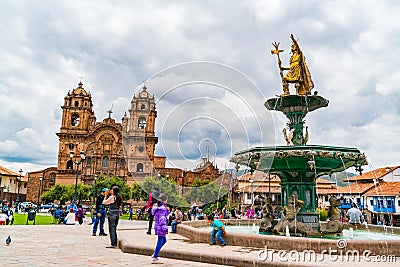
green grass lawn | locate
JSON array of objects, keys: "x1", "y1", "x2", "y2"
[
  {"x1": 10, "y1": 213, "x2": 146, "y2": 225},
  {"x1": 12, "y1": 212, "x2": 55, "y2": 225}
]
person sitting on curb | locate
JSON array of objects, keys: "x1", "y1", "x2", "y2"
[
  {"x1": 64, "y1": 208, "x2": 76, "y2": 225},
  {"x1": 207, "y1": 214, "x2": 227, "y2": 246},
  {"x1": 0, "y1": 213, "x2": 8, "y2": 225},
  {"x1": 171, "y1": 207, "x2": 183, "y2": 233}
]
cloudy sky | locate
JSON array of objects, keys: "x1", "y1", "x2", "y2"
[{"x1": 1, "y1": 0, "x2": 400, "y2": 175}]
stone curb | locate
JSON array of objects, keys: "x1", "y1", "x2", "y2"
[{"x1": 118, "y1": 235, "x2": 309, "y2": 267}]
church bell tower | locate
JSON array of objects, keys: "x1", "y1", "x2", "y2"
[
  {"x1": 123, "y1": 85, "x2": 158, "y2": 181},
  {"x1": 56, "y1": 82, "x2": 96, "y2": 184}
]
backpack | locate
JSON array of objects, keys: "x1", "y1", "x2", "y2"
[{"x1": 190, "y1": 206, "x2": 198, "y2": 215}]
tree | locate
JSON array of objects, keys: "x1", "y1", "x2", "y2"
[
  {"x1": 184, "y1": 179, "x2": 229, "y2": 210},
  {"x1": 40, "y1": 184, "x2": 91, "y2": 204},
  {"x1": 94, "y1": 175, "x2": 131, "y2": 201},
  {"x1": 131, "y1": 182, "x2": 147, "y2": 202},
  {"x1": 142, "y1": 176, "x2": 188, "y2": 207}
]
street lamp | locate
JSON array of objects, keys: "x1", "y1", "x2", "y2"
[
  {"x1": 15, "y1": 169, "x2": 23, "y2": 213},
  {"x1": 37, "y1": 176, "x2": 43, "y2": 210},
  {"x1": 249, "y1": 178, "x2": 254, "y2": 205},
  {"x1": 158, "y1": 173, "x2": 164, "y2": 193},
  {"x1": 93, "y1": 174, "x2": 98, "y2": 204},
  {"x1": 354, "y1": 163, "x2": 363, "y2": 175},
  {"x1": 70, "y1": 150, "x2": 86, "y2": 203}
]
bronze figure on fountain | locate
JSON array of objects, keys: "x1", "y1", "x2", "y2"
[
  {"x1": 320, "y1": 196, "x2": 344, "y2": 234},
  {"x1": 271, "y1": 34, "x2": 314, "y2": 96}
]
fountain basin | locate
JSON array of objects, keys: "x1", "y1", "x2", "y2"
[{"x1": 177, "y1": 220, "x2": 400, "y2": 256}]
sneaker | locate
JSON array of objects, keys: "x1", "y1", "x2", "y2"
[
  {"x1": 106, "y1": 245, "x2": 117, "y2": 249},
  {"x1": 151, "y1": 258, "x2": 163, "y2": 264},
  {"x1": 146, "y1": 231, "x2": 151, "y2": 235},
  {"x1": 220, "y1": 243, "x2": 226, "y2": 246},
  {"x1": 99, "y1": 233, "x2": 108, "y2": 236},
  {"x1": 92, "y1": 233, "x2": 96, "y2": 236},
  {"x1": 210, "y1": 242, "x2": 216, "y2": 245}
]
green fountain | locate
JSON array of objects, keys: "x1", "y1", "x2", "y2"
[{"x1": 232, "y1": 34, "x2": 367, "y2": 236}]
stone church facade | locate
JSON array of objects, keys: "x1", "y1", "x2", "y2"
[
  {"x1": 55, "y1": 82, "x2": 159, "y2": 186},
  {"x1": 26, "y1": 81, "x2": 227, "y2": 203}
]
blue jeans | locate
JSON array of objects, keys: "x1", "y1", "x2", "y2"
[
  {"x1": 93, "y1": 209, "x2": 106, "y2": 234},
  {"x1": 211, "y1": 229, "x2": 225, "y2": 244},
  {"x1": 171, "y1": 221, "x2": 179, "y2": 233},
  {"x1": 153, "y1": 236, "x2": 167, "y2": 258}
]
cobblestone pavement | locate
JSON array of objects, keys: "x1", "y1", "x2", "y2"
[
  {"x1": 1, "y1": 218, "x2": 398, "y2": 267},
  {"x1": 0, "y1": 219, "x2": 230, "y2": 267}
]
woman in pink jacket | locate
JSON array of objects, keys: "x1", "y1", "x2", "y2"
[{"x1": 151, "y1": 193, "x2": 170, "y2": 264}]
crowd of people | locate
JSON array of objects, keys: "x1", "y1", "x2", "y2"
[{"x1": 0, "y1": 201, "x2": 14, "y2": 225}]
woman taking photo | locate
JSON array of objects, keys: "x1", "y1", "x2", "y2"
[{"x1": 103, "y1": 186, "x2": 123, "y2": 248}]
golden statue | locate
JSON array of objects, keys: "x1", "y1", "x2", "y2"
[{"x1": 271, "y1": 34, "x2": 314, "y2": 96}]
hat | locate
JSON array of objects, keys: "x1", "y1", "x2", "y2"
[{"x1": 102, "y1": 188, "x2": 108, "y2": 192}]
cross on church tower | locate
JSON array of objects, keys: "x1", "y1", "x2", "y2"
[{"x1": 107, "y1": 103, "x2": 113, "y2": 118}]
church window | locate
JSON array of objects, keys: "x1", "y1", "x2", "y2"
[
  {"x1": 137, "y1": 163, "x2": 143, "y2": 172},
  {"x1": 141, "y1": 104, "x2": 145, "y2": 110},
  {"x1": 120, "y1": 159, "x2": 125, "y2": 166},
  {"x1": 138, "y1": 146, "x2": 144, "y2": 153},
  {"x1": 138, "y1": 117, "x2": 146, "y2": 129},
  {"x1": 86, "y1": 157, "x2": 92, "y2": 165},
  {"x1": 50, "y1": 173, "x2": 56, "y2": 183},
  {"x1": 102, "y1": 156, "x2": 109, "y2": 168},
  {"x1": 75, "y1": 101, "x2": 79, "y2": 107},
  {"x1": 71, "y1": 114, "x2": 80, "y2": 126},
  {"x1": 68, "y1": 143, "x2": 74, "y2": 150},
  {"x1": 66, "y1": 160, "x2": 73, "y2": 170}
]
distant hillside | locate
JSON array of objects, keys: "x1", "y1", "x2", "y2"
[{"x1": 320, "y1": 171, "x2": 356, "y2": 187}]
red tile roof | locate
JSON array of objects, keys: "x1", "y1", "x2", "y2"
[
  {"x1": 0, "y1": 165, "x2": 18, "y2": 176},
  {"x1": 336, "y1": 182, "x2": 376, "y2": 194},
  {"x1": 316, "y1": 177, "x2": 335, "y2": 184},
  {"x1": 238, "y1": 171, "x2": 279, "y2": 182},
  {"x1": 344, "y1": 166, "x2": 399, "y2": 182},
  {"x1": 364, "y1": 181, "x2": 400, "y2": 196}
]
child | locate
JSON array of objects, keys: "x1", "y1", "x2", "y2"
[
  {"x1": 151, "y1": 193, "x2": 170, "y2": 264},
  {"x1": 207, "y1": 214, "x2": 226, "y2": 246},
  {"x1": 76, "y1": 204, "x2": 84, "y2": 225}
]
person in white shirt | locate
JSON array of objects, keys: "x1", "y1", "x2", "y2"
[
  {"x1": 64, "y1": 208, "x2": 76, "y2": 225},
  {"x1": 346, "y1": 204, "x2": 363, "y2": 224},
  {"x1": 0, "y1": 213, "x2": 8, "y2": 225}
]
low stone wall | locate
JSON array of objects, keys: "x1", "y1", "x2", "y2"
[{"x1": 177, "y1": 220, "x2": 400, "y2": 256}]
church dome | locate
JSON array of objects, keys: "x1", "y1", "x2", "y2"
[{"x1": 71, "y1": 82, "x2": 90, "y2": 96}]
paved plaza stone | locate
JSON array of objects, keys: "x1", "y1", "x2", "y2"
[{"x1": 0, "y1": 219, "x2": 398, "y2": 266}]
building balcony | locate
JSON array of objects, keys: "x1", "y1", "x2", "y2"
[{"x1": 373, "y1": 206, "x2": 396, "y2": 213}]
